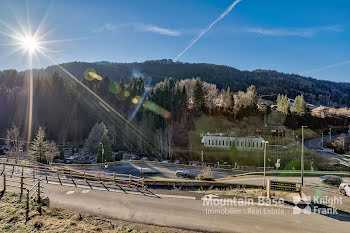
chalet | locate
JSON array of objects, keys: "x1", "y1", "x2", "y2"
[
  {"x1": 201, "y1": 133, "x2": 265, "y2": 151},
  {"x1": 311, "y1": 106, "x2": 331, "y2": 118}
]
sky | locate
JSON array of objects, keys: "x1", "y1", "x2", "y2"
[{"x1": 0, "y1": 0, "x2": 349, "y2": 82}]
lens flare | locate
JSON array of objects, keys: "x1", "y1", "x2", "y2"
[
  {"x1": 20, "y1": 36, "x2": 39, "y2": 54},
  {"x1": 84, "y1": 68, "x2": 103, "y2": 81}
]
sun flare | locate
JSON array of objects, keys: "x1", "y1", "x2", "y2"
[{"x1": 20, "y1": 36, "x2": 39, "y2": 54}]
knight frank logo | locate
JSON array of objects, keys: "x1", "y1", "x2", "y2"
[
  {"x1": 293, "y1": 195, "x2": 341, "y2": 215},
  {"x1": 292, "y1": 195, "x2": 312, "y2": 214}
]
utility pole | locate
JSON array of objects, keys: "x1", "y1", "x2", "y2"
[
  {"x1": 301, "y1": 126, "x2": 308, "y2": 186},
  {"x1": 263, "y1": 141, "x2": 269, "y2": 188}
]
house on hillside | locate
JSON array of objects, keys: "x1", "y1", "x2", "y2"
[
  {"x1": 311, "y1": 105, "x2": 331, "y2": 118},
  {"x1": 201, "y1": 133, "x2": 265, "y2": 151},
  {"x1": 257, "y1": 99, "x2": 274, "y2": 111}
]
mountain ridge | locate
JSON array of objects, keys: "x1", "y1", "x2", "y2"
[{"x1": 2, "y1": 59, "x2": 350, "y2": 107}]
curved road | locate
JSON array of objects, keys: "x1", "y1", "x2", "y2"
[{"x1": 304, "y1": 135, "x2": 350, "y2": 167}]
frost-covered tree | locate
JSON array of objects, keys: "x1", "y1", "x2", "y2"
[
  {"x1": 5, "y1": 124, "x2": 24, "y2": 158},
  {"x1": 85, "y1": 122, "x2": 107, "y2": 153}
]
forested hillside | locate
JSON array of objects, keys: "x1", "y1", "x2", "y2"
[
  {"x1": 27, "y1": 59, "x2": 350, "y2": 107},
  {"x1": 0, "y1": 63, "x2": 345, "y2": 161}
]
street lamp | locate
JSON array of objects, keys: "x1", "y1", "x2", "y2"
[
  {"x1": 99, "y1": 142, "x2": 104, "y2": 164},
  {"x1": 263, "y1": 140, "x2": 269, "y2": 188},
  {"x1": 301, "y1": 126, "x2": 308, "y2": 186}
]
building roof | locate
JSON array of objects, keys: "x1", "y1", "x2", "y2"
[{"x1": 312, "y1": 105, "x2": 331, "y2": 111}]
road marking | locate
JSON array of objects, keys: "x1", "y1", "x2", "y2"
[
  {"x1": 157, "y1": 194, "x2": 196, "y2": 200},
  {"x1": 82, "y1": 189, "x2": 90, "y2": 194},
  {"x1": 66, "y1": 191, "x2": 75, "y2": 195}
]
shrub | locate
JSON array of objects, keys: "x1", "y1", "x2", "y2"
[
  {"x1": 114, "y1": 152, "x2": 123, "y2": 161},
  {"x1": 195, "y1": 174, "x2": 214, "y2": 181}
]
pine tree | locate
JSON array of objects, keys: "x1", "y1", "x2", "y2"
[
  {"x1": 30, "y1": 127, "x2": 50, "y2": 164},
  {"x1": 192, "y1": 77, "x2": 206, "y2": 111},
  {"x1": 85, "y1": 122, "x2": 107, "y2": 153},
  {"x1": 277, "y1": 94, "x2": 290, "y2": 115},
  {"x1": 97, "y1": 134, "x2": 113, "y2": 163},
  {"x1": 223, "y1": 87, "x2": 234, "y2": 111},
  {"x1": 181, "y1": 85, "x2": 187, "y2": 107},
  {"x1": 291, "y1": 95, "x2": 306, "y2": 115}
]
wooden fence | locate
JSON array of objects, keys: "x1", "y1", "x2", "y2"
[
  {"x1": 0, "y1": 161, "x2": 144, "y2": 189},
  {"x1": 1, "y1": 173, "x2": 43, "y2": 222}
]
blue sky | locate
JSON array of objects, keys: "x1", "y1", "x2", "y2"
[{"x1": 0, "y1": 0, "x2": 349, "y2": 82}]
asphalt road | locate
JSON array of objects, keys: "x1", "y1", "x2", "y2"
[
  {"x1": 77, "y1": 162, "x2": 233, "y2": 179},
  {"x1": 304, "y1": 135, "x2": 350, "y2": 167},
  {"x1": 29, "y1": 183, "x2": 350, "y2": 233},
  {"x1": 1, "y1": 165, "x2": 350, "y2": 233}
]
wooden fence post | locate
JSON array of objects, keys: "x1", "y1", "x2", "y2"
[
  {"x1": 45, "y1": 168, "x2": 47, "y2": 179},
  {"x1": 3, "y1": 173, "x2": 6, "y2": 191},
  {"x1": 37, "y1": 180, "x2": 42, "y2": 215},
  {"x1": 98, "y1": 170, "x2": 101, "y2": 181},
  {"x1": 129, "y1": 174, "x2": 131, "y2": 186},
  {"x1": 26, "y1": 190, "x2": 29, "y2": 222},
  {"x1": 12, "y1": 165, "x2": 14, "y2": 174},
  {"x1": 142, "y1": 177, "x2": 144, "y2": 189},
  {"x1": 33, "y1": 167, "x2": 35, "y2": 179},
  {"x1": 20, "y1": 176, "x2": 24, "y2": 196},
  {"x1": 21, "y1": 165, "x2": 24, "y2": 176},
  {"x1": 113, "y1": 172, "x2": 116, "y2": 182},
  {"x1": 84, "y1": 170, "x2": 86, "y2": 180},
  {"x1": 37, "y1": 180, "x2": 41, "y2": 202},
  {"x1": 70, "y1": 169, "x2": 72, "y2": 179}
]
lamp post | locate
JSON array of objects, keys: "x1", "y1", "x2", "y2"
[
  {"x1": 301, "y1": 126, "x2": 308, "y2": 186},
  {"x1": 263, "y1": 140, "x2": 269, "y2": 188},
  {"x1": 99, "y1": 142, "x2": 104, "y2": 164}
]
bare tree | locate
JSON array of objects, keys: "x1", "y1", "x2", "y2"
[{"x1": 5, "y1": 124, "x2": 24, "y2": 159}]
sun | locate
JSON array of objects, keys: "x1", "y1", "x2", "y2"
[{"x1": 20, "y1": 36, "x2": 39, "y2": 54}]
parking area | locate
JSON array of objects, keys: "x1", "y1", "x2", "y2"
[{"x1": 75, "y1": 162, "x2": 234, "y2": 179}]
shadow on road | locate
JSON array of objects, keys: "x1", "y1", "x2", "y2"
[{"x1": 284, "y1": 200, "x2": 350, "y2": 222}]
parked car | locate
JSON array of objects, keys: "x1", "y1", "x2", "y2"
[
  {"x1": 320, "y1": 175, "x2": 342, "y2": 186},
  {"x1": 175, "y1": 169, "x2": 196, "y2": 179},
  {"x1": 140, "y1": 167, "x2": 158, "y2": 174},
  {"x1": 141, "y1": 156, "x2": 149, "y2": 161},
  {"x1": 339, "y1": 183, "x2": 350, "y2": 196},
  {"x1": 130, "y1": 155, "x2": 140, "y2": 160}
]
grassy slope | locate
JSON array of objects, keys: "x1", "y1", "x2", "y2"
[{"x1": 0, "y1": 191, "x2": 197, "y2": 233}]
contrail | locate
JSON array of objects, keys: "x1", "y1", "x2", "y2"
[
  {"x1": 173, "y1": 0, "x2": 242, "y2": 61},
  {"x1": 300, "y1": 59, "x2": 350, "y2": 76}
]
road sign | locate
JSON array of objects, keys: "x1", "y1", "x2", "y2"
[
  {"x1": 267, "y1": 179, "x2": 301, "y2": 198},
  {"x1": 19, "y1": 147, "x2": 23, "y2": 152},
  {"x1": 270, "y1": 180, "x2": 301, "y2": 192}
]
